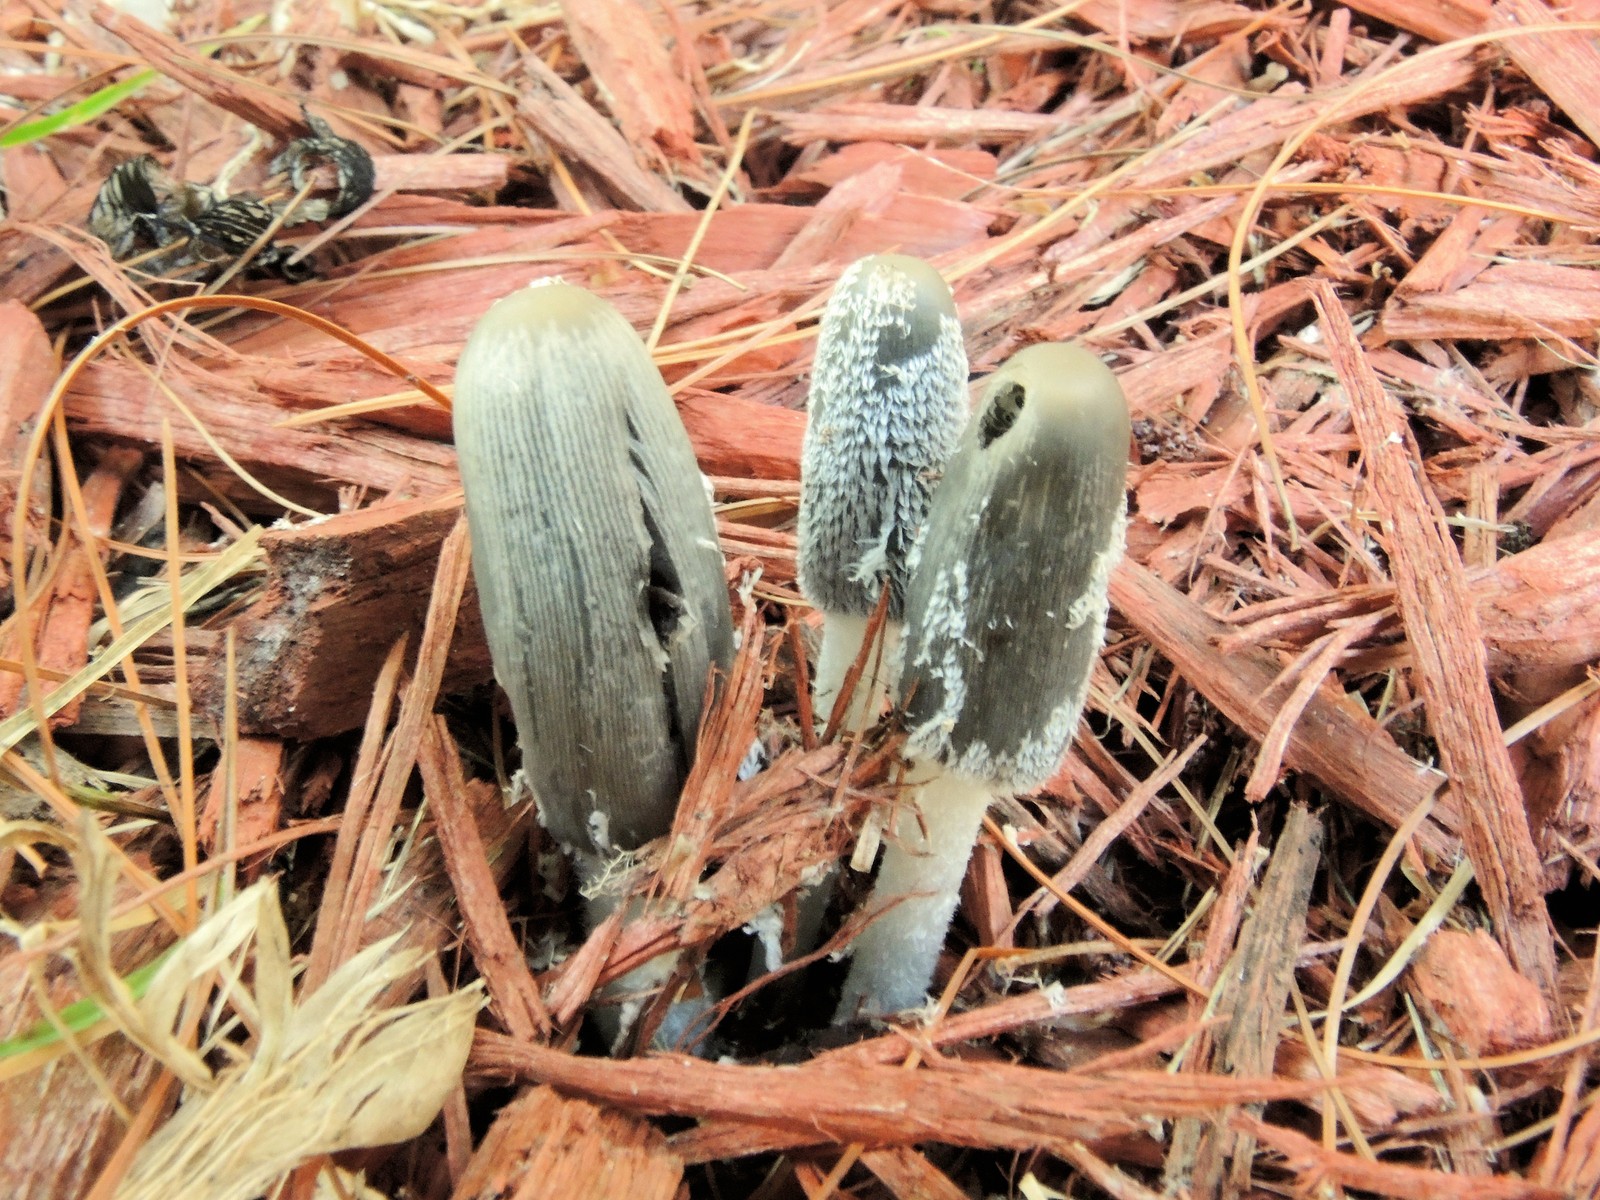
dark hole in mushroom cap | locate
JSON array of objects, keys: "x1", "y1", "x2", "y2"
[{"x1": 978, "y1": 380, "x2": 1026, "y2": 448}]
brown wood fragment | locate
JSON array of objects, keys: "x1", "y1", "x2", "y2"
[
  {"x1": 558, "y1": 0, "x2": 705, "y2": 180},
  {"x1": 1164, "y1": 804, "x2": 1323, "y2": 1200},
  {"x1": 1489, "y1": 0, "x2": 1600, "y2": 150},
  {"x1": 1108, "y1": 560, "x2": 1458, "y2": 859},
  {"x1": 1338, "y1": 0, "x2": 1488, "y2": 43},
  {"x1": 0, "y1": 299, "x2": 54, "y2": 586},
  {"x1": 300, "y1": 515, "x2": 475, "y2": 996},
  {"x1": 90, "y1": 3, "x2": 306, "y2": 140},
  {"x1": 196, "y1": 495, "x2": 489, "y2": 741},
  {"x1": 859, "y1": 1148, "x2": 970, "y2": 1200},
  {"x1": 1383, "y1": 262, "x2": 1600, "y2": 341},
  {"x1": 1409, "y1": 928, "x2": 1554, "y2": 1055},
  {"x1": 776, "y1": 103, "x2": 1060, "y2": 145},
  {"x1": 1313, "y1": 279, "x2": 1558, "y2": 998},
  {"x1": 196, "y1": 735, "x2": 285, "y2": 880},
  {"x1": 0, "y1": 447, "x2": 142, "y2": 724},
  {"x1": 1241, "y1": 1115, "x2": 1563, "y2": 1200},
  {"x1": 66, "y1": 359, "x2": 461, "y2": 507},
  {"x1": 418, "y1": 716, "x2": 551, "y2": 1042},
  {"x1": 472, "y1": 1032, "x2": 1318, "y2": 1157},
  {"x1": 450, "y1": 1085, "x2": 682, "y2": 1200},
  {"x1": 516, "y1": 49, "x2": 691, "y2": 213}
]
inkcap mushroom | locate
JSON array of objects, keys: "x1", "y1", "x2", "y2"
[
  {"x1": 798, "y1": 254, "x2": 968, "y2": 735},
  {"x1": 834, "y1": 342, "x2": 1131, "y2": 1021},
  {"x1": 454, "y1": 280, "x2": 733, "y2": 861},
  {"x1": 454, "y1": 281, "x2": 734, "y2": 1046}
]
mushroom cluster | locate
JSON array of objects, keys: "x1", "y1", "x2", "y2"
[{"x1": 453, "y1": 257, "x2": 1129, "y2": 1045}]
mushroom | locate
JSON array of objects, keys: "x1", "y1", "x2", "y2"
[
  {"x1": 453, "y1": 280, "x2": 733, "y2": 1043},
  {"x1": 798, "y1": 254, "x2": 968, "y2": 735},
  {"x1": 833, "y1": 343, "x2": 1131, "y2": 1021}
]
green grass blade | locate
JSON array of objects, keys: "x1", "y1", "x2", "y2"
[{"x1": 0, "y1": 69, "x2": 159, "y2": 149}]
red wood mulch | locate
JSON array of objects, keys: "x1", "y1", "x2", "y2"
[{"x1": 1, "y1": 1, "x2": 1598, "y2": 1198}]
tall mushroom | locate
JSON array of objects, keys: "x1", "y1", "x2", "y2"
[
  {"x1": 453, "y1": 280, "x2": 733, "y2": 1043},
  {"x1": 834, "y1": 343, "x2": 1131, "y2": 1021},
  {"x1": 798, "y1": 254, "x2": 968, "y2": 735}
]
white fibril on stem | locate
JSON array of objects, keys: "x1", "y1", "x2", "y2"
[
  {"x1": 835, "y1": 343, "x2": 1132, "y2": 1022},
  {"x1": 798, "y1": 254, "x2": 968, "y2": 735},
  {"x1": 453, "y1": 281, "x2": 734, "y2": 1047}
]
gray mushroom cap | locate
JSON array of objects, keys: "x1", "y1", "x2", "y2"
[
  {"x1": 453, "y1": 282, "x2": 734, "y2": 857},
  {"x1": 900, "y1": 343, "x2": 1131, "y2": 791},
  {"x1": 797, "y1": 254, "x2": 969, "y2": 620}
]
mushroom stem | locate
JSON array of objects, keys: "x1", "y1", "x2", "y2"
[
  {"x1": 833, "y1": 755, "x2": 993, "y2": 1020},
  {"x1": 583, "y1": 889, "x2": 710, "y2": 1053},
  {"x1": 813, "y1": 613, "x2": 902, "y2": 737}
]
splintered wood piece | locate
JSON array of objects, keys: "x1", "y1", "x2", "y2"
[
  {"x1": 90, "y1": 3, "x2": 306, "y2": 139},
  {"x1": 557, "y1": 0, "x2": 704, "y2": 178},
  {"x1": 418, "y1": 716, "x2": 551, "y2": 1041},
  {"x1": 1239, "y1": 1116, "x2": 1562, "y2": 1200},
  {"x1": 1165, "y1": 804, "x2": 1322, "y2": 1200},
  {"x1": 776, "y1": 103, "x2": 1060, "y2": 145},
  {"x1": 449, "y1": 1085, "x2": 682, "y2": 1200},
  {"x1": 1313, "y1": 280, "x2": 1558, "y2": 998},
  {"x1": 860, "y1": 1147, "x2": 969, "y2": 1200},
  {"x1": 0, "y1": 300, "x2": 53, "y2": 585},
  {"x1": 472, "y1": 1033, "x2": 1319, "y2": 1156},
  {"x1": 0, "y1": 447, "x2": 143, "y2": 723},
  {"x1": 1488, "y1": 0, "x2": 1600, "y2": 150},
  {"x1": 1409, "y1": 928, "x2": 1554, "y2": 1056},
  {"x1": 516, "y1": 49, "x2": 690, "y2": 213},
  {"x1": 65, "y1": 358, "x2": 460, "y2": 505},
  {"x1": 196, "y1": 735, "x2": 285, "y2": 880},
  {"x1": 1217, "y1": 531, "x2": 1600, "y2": 679},
  {"x1": 1108, "y1": 560, "x2": 1458, "y2": 859},
  {"x1": 196, "y1": 495, "x2": 489, "y2": 741},
  {"x1": 1383, "y1": 262, "x2": 1600, "y2": 341},
  {"x1": 1339, "y1": 0, "x2": 1488, "y2": 43}
]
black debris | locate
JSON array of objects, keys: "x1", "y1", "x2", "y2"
[{"x1": 270, "y1": 108, "x2": 376, "y2": 219}]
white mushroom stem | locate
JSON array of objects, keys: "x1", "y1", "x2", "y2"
[
  {"x1": 833, "y1": 755, "x2": 993, "y2": 1020},
  {"x1": 812, "y1": 612, "x2": 902, "y2": 736},
  {"x1": 582, "y1": 889, "x2": 710, "y2": 1053}
]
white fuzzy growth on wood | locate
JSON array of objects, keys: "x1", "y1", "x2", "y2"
[
  {"x1": 798, "y1": 255, "x2": 968, "y2": 623},
  {"x1": 454, "y1": 284, "x2": 733, "y2": 857},
  {"x1": 833, "y1": 758, "x2": 994, "y2": 1021}
]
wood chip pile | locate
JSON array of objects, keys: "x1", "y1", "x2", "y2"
[{"x1": 1, "y1": 1, "x2": 1598, "y2": 1197}]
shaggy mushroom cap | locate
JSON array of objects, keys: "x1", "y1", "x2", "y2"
[
  {"x1": 899, "y1": 342, "x2": 1131, "y2": 791},
  {"x1": 797, "y1": 254, "x2": 969, "y2": 621},
  {"x1": 453, "y1": 282, "x2": 734, "y2": 858}
]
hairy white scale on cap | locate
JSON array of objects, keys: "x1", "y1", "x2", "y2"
[{"x1": 798, "y1": 256, "x2": 968, "y2": 620}]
